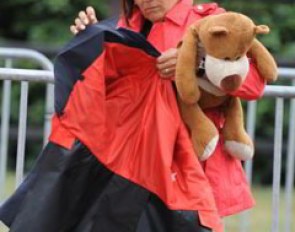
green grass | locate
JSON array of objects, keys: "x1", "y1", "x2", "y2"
[
  {"x1": 0, "y1": 173, "x2": 16, "y2": 232},
  {"x1": 1, "y1": 172, "x2": 16, "y2": 200},
  {"x1": 0, "y1": 174, "x2": 294, "y2": 232},
  {"x1": 225, "y1": 185, "x2": 295, "y2": 231}
]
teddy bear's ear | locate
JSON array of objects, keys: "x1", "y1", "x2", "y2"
[
  {"x1": 255, "y1": 25, "x2": 270, "y2": 35},
  {"x1": 208, "y1": 26, "x2": 229, "y2": 36}
]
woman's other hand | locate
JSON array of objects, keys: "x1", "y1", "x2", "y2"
[
  {"x1": 70, "y1": 6, "x2": 98, "y2": 34},
  {"x1": 157, "y1": 48, "x2": 178, "y2": 79}
]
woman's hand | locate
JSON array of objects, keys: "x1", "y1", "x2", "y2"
[
  {"x1": 157, "y1": 48, "x2": 178, "y2": 79},
  {"x1": 70, "y1": 6, "x2": 98, "y2": 34}
]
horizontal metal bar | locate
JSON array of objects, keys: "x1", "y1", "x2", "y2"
[
  {"x1": 278, "y1": 67, "x2": 295, "y2": 80},
  {"x1": 1, "y1": 68, "x2": 295, "y2": 98},
  {"x1": 0, "y1": 49, "x2": 293, "y2": 80},
  {"x1": 263, "y1": 86, "x2": 295, "y2": 98},
  {"x1": 0, "y1": 48, "x2": 53, "y2": 71},
  {"x1": 0, "y1": 68, "x2": 54, "y2": 83}
]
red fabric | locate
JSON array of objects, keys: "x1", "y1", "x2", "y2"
[
  {"x1": 50, "y1": 116, "x2": 75, "y2": 149},
  {"x1": 202, "y1": 109, "x2": 256, "y2": 216},
  {"x1": 50, "y1": 43, "x2": 223, "y2": 232}
]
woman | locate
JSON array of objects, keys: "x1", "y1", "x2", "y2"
[
  {"x1": 72, "y1": 0, "x2": 265, "y2": 217},
  {"x1": 0, "y1": 1, "x2": 264, "y2": 232}
]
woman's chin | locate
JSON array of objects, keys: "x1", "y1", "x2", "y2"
[{"x1": 144, "y1": 13, "x2": 165, "y2": 22}]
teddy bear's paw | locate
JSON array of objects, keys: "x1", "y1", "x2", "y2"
[
  {"x1": 224, "y1": 141, "x2": 254, "y2": 161},
  {"x1": 199, "y1": 135, "x2": 219, "y2": 161}
]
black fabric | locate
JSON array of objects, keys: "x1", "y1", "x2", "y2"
[
  {"x1": 54, "y1": 18, "x2": 160, "y2": 116},
  {"x1": 0, "y1": 141, "x2": 211, "y2": 232},
  {"x1": 140, "y1": 20, "x2": 153, "y2": 38},
  {"x1": 100, "y1": 16, "x2": 119, "y2": 28},
  {"x1": 136, "y1": 197, "x2": 212, "y2": 232},
  {"x1": 54, "y1": 17, "x2": 117, "y2": 116}
]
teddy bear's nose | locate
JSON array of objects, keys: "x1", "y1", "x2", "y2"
[{"x1": 221, "y1": 74, "x2": 242, "y2": 92}]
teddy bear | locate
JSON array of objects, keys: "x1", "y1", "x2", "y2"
[{"x1": 175, "y1": 12, "x2": 278, "y2": 161}]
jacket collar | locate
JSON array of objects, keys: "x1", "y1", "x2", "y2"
[
  {"x1": 165, "y1": 0, "x2": 193, "y2": 26},
  {"x1": 117, "y1": 0, "x2": 193, "y2": 30}
]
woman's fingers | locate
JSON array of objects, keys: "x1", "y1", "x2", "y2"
[
  {"x1": 86, "y1": 6, "x2": 98, "y2": 23},
  {"x1": 157, "y1": 57, "x2": 177, "y2": 70},
  {"x1": 75, "y1": 18, "x2": 86, "y2": 30},
  {"x1": 70, "y1": 6, "x2": 98, "y2": 35},
  {"x1": 156, "y1": 48, "x2": 178, "y2": 78},
  {"x1": 70, "y1": 18, "x2": 86, "y2": 34},
  {"x1": 79, "y1": 11, "x2": 89, "y2": 24},
  {"x1": 70, "y1": 25, "x2": 79, "y2": 35},
  {"x1": 160, "y1": 67, "x2": 176, "y2": 78},
  {"x1": 157, "y1": 58, "x2": 177, "y2": 77},
  {"x1": 157, "y1": 48, "x2": 178, "y2": 64}
]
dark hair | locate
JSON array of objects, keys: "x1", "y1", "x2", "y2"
[{"x1": 122, "y1": 0, "x2": 135, "y2": 25}]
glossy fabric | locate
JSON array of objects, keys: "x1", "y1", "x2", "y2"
[
  {"x1": 50, "y1": 24, "x2": 222, "y2": 231},
  {"x1": 0, "y1": 141, "x2": 211, "y2": 232}
]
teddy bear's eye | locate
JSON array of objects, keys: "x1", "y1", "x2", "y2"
[
  {"x1": 236, "y1": 56, "x2": 241, "y2": 60},
  {"x1": 224, "y1": 57, "x2": 230, "y2": 61}
]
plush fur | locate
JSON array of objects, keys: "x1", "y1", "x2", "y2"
[{"x1": 175, "y1": 12, "x2": 277, "y2": 161}]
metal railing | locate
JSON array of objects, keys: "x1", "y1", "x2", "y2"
[
  {"x1": 0, "y1": 49, "x2": 295, "y2": 232},
  {"x1": 0, "y1": 48, "x2": 54, "y2": 195},
  {"x1": 241, "y1": 68, "x2": 295, "y2": 232}
]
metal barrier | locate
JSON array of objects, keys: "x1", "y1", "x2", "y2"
[
  {"x1": 0, "y1": 48, "x2": 54, "y2": 197},
  {"x1": 0, "y1": 50, "x2": 295, "y2": 232},
  {"x1": 241, "y1": 68, "x2": 295, "y2": 232}
]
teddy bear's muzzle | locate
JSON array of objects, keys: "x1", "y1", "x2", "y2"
[{"x1": 221, "y1": 74, "x2": 242, "y2": 92}]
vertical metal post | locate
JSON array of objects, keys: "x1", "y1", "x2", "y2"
[
  {"x1": 284, "y1": 80, "x2": 295, "y2": 232},
  {"x1": 42, "y1": 60, "x2": 53, "y2": 147},
  {"x1": 245, "y1": 101, "x2": 257, "y2": 183},
  {"x1": 15, "y1": 81, "x2": 29, "y2": 187},
  {"x1": 240, "y1": 100, "x2": 257, "y2": 232},
  {"x1": 271, "y1": 98, "x2": 284, "y2": 232},
  {"x1": 0, "y1": 59, "x2": 12, "y2": 199},
  {"x1": 43, "y1": 83, "x2": 54, "y2": 146}
]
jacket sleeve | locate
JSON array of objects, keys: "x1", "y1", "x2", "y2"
[{"x1": 229, "y1": 60, "x2": 266, "y2": 100}]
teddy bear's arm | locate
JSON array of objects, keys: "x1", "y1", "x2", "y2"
[
  {"x1": 248, "y1": 38, "x2": 278, "y2": 82},
  {"x1": 175, "y1": 25, "x2": 200, "y2": 104}
]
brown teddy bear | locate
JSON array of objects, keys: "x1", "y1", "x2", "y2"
[{"x1": 175, "y1": 12, "x2": 277, "y2": 161}]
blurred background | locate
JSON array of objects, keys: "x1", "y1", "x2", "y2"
[{"x1": 0, "y1": 0, "x2": 294, "y2": 231}]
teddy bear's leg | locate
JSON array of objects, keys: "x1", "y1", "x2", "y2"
[
  {"x1": 223, "y1": 97, "x2": 254, "y2": 160},
  {"x1": 179, "y1": 101, "x2": 219, "y2": 161}
]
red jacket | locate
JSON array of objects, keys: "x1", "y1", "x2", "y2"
[{"x1": 117, "y1": 0, "x2": 264, "y2": 216}]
